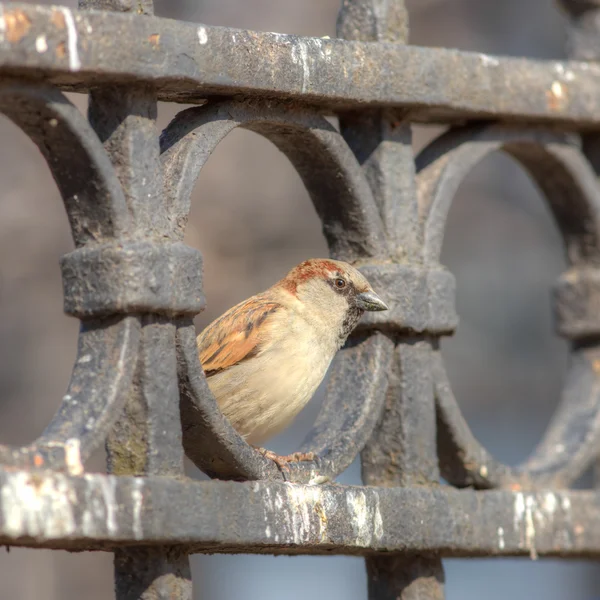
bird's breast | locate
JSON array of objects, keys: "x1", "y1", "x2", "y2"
[{"x1": 207, "y1": 314, "x2": 337, "y2": 445}]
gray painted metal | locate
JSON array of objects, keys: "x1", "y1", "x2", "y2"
[
  {"x1": 0, "y1": 0, "x2": 598, "y2": 598},
  {"x1": 0, "y1": 4, "x2": 600, "y2": 127}
]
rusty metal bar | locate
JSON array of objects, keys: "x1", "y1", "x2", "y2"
[
  {"x1": 0, "y1": 3, "x2": 599, "y2": 126},
  {"x1": 80, "y1": 2, "x2": 193, "y2": 598},
  {"x1": 0, "y1": 470, "x2": 593, "y2": 559},
  {"x1": 338, "y1": 2, "x2": 444, "y2": 599}
]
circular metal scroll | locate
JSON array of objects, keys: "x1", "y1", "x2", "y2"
[
  {"x1": 417, "y1": 124, "x2": 600, "y2": 489},
  {"x1": 0, "y1": 84, "x2": 140, "y2": 473},
  {"x1": 161, "y1": 99, "x2": 392, "y2": 483}
]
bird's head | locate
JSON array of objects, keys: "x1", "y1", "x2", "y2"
[{"x1": 277, "y1": 258, "x2": 388, "y2": 344}]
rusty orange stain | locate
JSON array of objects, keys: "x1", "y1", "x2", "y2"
[
  {"x1": 546, "y1": 90, "x2": 559, "y2": 112},
  {"x1": 509, "y1": 483, "x2": 522, "y2": 491},
  {"x1": 30, "y1": 473, "x2": 44, "y2": 490},
  {"x1": 314, "y1": 502, "x2": 327, "y2": 529},
  {"x1": 593, "y1": 359, "x2": 600, "y2": 374},
  {"x1": 51, "y1": 9, "x2": 66, "y2": 29},
  {"x1": 546, "y1": 80, "x2": 567, "y2": 112},
  {"x1": 149, "y1": 33, "x2": 160, "y2": 47},
  {"x1": 33, "y1": 454, "x2": 44, "y2": 467},
  {"x1": 56, "y1": 41, "x2": 66, "y2": 59},
  {"x1": 4, "y1": 10, "x2": 31, "y2": 44}
]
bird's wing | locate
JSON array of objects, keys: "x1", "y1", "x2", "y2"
[{"x1": 197, "y1": 296, "x2": 282, "y2": 377}]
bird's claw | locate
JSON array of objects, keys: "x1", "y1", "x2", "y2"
[{"x1": 254, "y1": 447, "x2": 316, "y2": 470}]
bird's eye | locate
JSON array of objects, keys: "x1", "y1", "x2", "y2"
[{"x1": 334, "y1": 278, "x2": 346, "y2": 289}]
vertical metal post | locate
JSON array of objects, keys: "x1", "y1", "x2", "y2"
[
  {"x1": 559, "y1": 1, "x2": 600, "y2": 172},
  {"x1": 338, "y1": 1, "x2": 445, "y2": 598},
  {"x1": 79, "y1": 1, "x2": 192, "y2": 599},
  {"x1": 558, "y1": 0, "x2": 600, "y2": 61},
  {"x1": 560, "y1": 1, "x2": 600, "y2": 501}
]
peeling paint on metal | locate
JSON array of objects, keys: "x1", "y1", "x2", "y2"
[
  {"x1": 555, "y1": 62, "x2": 576, "y2": 82},
  {"x1": 478, "y1": 53, "x2": 499, "y2": 67},
  {"x1": 284, "y1": 483, "x2": 325, "y2": 544},
  {"x1": 514, "y1": 492, "x2": 525, "y2": 535},
  {"x1": 497, "y1": 526, "x2": 505, "y2": 550},
  {"x1": 35, "y1": 34, "x2": 47, "y2": 53},
  {"x1": 513, "y1": 492, "x2": 561, "y2": 560},
  {"x1": 98, "y1": 477, "x2": 117, "y2": 536},
  {"x1": 1, "y1": 472, "x2": 76, "y2": 538},
  {"x1": 346, "y1": 489, "x2": 383, "y2": 547},
  {"x1": 0, "y1": 5, "x2": 5, "y2": 43},
  {"x1": 297, "y1": 40, "x2": 310, "y2": 93},
  {"x1": 513, "y1": 492, "x2": 538, "y2": 559},
  {"x1": 524, "y1": 496, "x2": 538, "y2": 559},
  {"x1": 131, "y1": 478, "x2": 144, "y2": 540},
  {"x1": 64, "y1": 438, "x2": 83, "y2": 476},
  {"x1": 308, "y1": 474, "x2": 331, "y2": 485},
  {"x1": 542, "y1": 492, "x2": 557, "y2": 516},
  {"x1": 547, "y1": 80, "x2": 568, "y2": 111},
  {"x1": 82, "y1": 475, "x2": 106, "y2": 537},
  {"x1": 348, "y1": 490, "x2": 370, "y2": 545},
  {"x1": 551, "y1": 80, "x2": 564, "y2": 99},
  {"x1": 60, "y1": 7, "x2": 81, "y2": 71}
]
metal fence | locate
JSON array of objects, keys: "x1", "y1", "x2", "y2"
[{"x1": 0, "y1": 0, "x2": 598, "y2": 598}]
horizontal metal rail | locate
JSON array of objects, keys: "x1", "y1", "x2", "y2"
[
  {"x1": 0, "y1": 469, "x2": 594, "y2": 559},
  {"x1": 0, "y1": 3, "x2": 598, "y2": 127}
]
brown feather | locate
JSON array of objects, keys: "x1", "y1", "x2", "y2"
[{"x1": 197, "y1": 295, "x2": 281, "y2": 377}]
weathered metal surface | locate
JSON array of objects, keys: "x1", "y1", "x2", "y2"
[
  {"x1": 0, "y1": 469, "x2": 597, "y2": 559},
  {"x1": 160, "y1": 100, "x2": 388, "y2": 260},
  {"x1": 61, "y1": 241, "x2": 205, "y2": 318},
  {"x1": 0, "y1": 83, "x2": 130, "y2": 245},
  {"x1": 82, "y1": 2, "x2": 193, "y2": 596},
  {"x1": 0, "y1": 0, "x2": 599, "y2": 599},
  {"x1": 338, "y1": 3, "x2": 445, "y2": 597},
  {"x1": 0, "y1": 82, "x2": 141, "y2": 474},
  {"x1": 0, "y1": 315, "x2": 140, "y2": 473},
  {"x1": 1, "y1": 4, "x2": 600, "y2": 126},
  {"x1": 416, "y1": 124, "x2": 600, "y2": 492}
]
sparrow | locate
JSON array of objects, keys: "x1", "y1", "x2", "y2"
[{"x1": 197, "y1": 258, "x2": 388, "y2": 467}]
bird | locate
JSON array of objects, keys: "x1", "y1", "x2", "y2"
[{"x1": 197, "y1": 258, "x2": 388, "y2": 467}]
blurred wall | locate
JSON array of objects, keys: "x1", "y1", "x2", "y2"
[{"x1": 0, "y1": 0, "x2": 595, "y2": 598}]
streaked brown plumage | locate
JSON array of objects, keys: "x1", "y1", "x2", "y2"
[{"x1": 197, "y1": 258, "x2": 387, "y2": 465}]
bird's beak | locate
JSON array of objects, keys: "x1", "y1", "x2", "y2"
[{"x1": 356, "y1": 290, "x2": 388, "y2": 312}]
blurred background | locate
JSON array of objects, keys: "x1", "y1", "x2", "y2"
[{"x1": 0, "y1": 0, "x2": 594, "y2": 598}]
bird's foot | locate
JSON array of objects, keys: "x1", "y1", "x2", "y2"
[{"x1": 254, "y1": 447, "x2": 316, "y2": 470}]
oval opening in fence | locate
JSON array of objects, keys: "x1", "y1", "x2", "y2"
[
  {"x1": 180, "y1": 124, "x2": 345, "y2": 468},
  {"x1": 0, "y1": 113, "x2": 78, "y2": 448},
  {"x1": 439, "y1": 149, "x2": 568, "y2": 467}
]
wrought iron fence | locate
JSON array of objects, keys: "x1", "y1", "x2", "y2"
[{"x1": 0, "y1": 0, "x2": 598, "y2": 598}]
